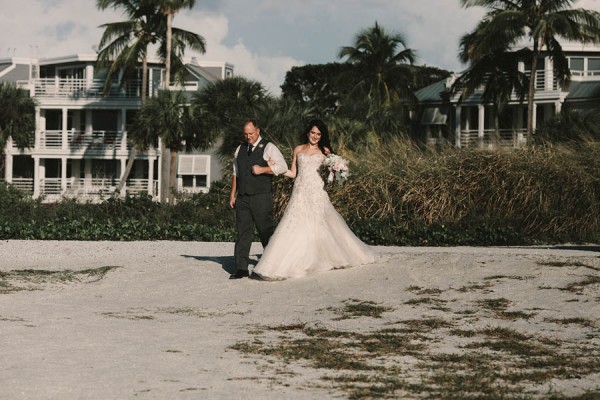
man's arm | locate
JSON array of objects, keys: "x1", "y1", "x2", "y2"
[
  {"x1": 229, "y1": 175, "x2": 237, "y2": 208},
  {"x1": 230, "y1": 146, "x2": 240, "y2": 208},
  {"x1": 257, "y1": 143, "x2": 288, "y2": 176}
]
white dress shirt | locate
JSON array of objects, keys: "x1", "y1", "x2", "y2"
[{"x1": 232, "y1": 137, "x2": 288, "y2": 177}]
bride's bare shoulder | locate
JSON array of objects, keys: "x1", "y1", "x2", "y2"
[{"x1": 293, "y1": 144, "x2": 305, "y2": 154}]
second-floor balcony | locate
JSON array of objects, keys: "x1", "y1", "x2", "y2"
[
  {"x1": 38, "y1": 130, "x2": 129, "y2": 151},
  {"x1": 18, "y1": 78, "x2": 200, "y2": 100}
]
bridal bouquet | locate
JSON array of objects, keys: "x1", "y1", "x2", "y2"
[{"x1": 322, "y1": 153, "x2": 350, "y2": 185}]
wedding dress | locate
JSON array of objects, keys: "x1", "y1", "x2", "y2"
[{"x1": 252, "y1": 152, "x2": 377, "y2": 280}]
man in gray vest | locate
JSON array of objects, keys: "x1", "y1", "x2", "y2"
[{"x1": 229, "y1": 119, "x2": 288, "y2": 279}]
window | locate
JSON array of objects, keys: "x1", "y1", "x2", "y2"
[
  {"x1": 588, "y1": 58, "x2": 600, "y2": 75},
  {"x1": 178, "y1": 155, "x2": 210, "y2": 190},
  {"x1": 569, "y1": 57, "x2": 584, "y2": 72}
]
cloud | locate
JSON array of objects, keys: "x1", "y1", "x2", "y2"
[{"x1": 1, "y1": 0, "x2": 598, "y2": 95}]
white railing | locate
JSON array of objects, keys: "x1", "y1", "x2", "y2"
[
  {"x1": 41, "y1": 178, "x2": 62, "y2": 195},
  {"x1": 37, "y1": 130, "x2": 125, "y2": 151},
  {"x1": 0, "y1": 178, "x2": 34, "y2": 193},
  {"x1": 39, "y1": 130, "x2": 63, "y2": 148},
  {"x1": 460, "y1": 129, "x2": 527, "y2": 149},
  {"x1": 29, "y1": 78, "x2": 143, "y2": 98},
  {"x1": 524, "y1": 70, "x2": 559, "y2": 91},
  {"x1": 19, "y1": 78, "x2": 202, "y2": 99},
  {"x1": 126, "y1": 179, "x2": 158, "y2": 196},
  {"x1": 68, "y1": 130, "x2": 124, "y2": 151},
  {"x1": 67, "y1": 178, "x2": 116, "y2": 196}
]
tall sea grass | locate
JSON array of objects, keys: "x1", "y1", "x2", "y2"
[{"x1": 274, "y1": 136, "x2": 599, "y2": 244}]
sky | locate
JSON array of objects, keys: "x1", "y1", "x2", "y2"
[{"x1": 1, "y1": 0, "x2": 599, "y2": 95}]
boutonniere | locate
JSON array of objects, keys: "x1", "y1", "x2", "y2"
[{"x1": 258, "y1": 143, "x2": 265, "y2": 150}]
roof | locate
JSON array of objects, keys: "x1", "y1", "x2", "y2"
[
  {"x1": 566, "y1": 81, "x2": 600, "y2": 101},
  {"x1": 186, "y1": 64, "x2": 221, "y2": 84},
  {"x1": 415, "y1": 80, "x2": 449, "y2": 103}
]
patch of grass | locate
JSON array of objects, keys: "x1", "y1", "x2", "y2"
[
  {"x1": 0, "y1": 266, "x2": 120, "y2": 294},
  {"x1": 544, "y1": 317, "x2": 596, "y2": 328},
  {"x1": 404, "y1": 297, "x2": 451, "y2": 311},
  {"x1": 406, "y1": 286, "x2": 445, "y2": 295},
  {"x1": 477, "y1": 298, "x2": 512, "y2": 311},
  {"x1": 537, "y1": 260, "x2": 600, "y2": 272},
  {"x1": 327, "y1": 299, "x2": 393, "y2": 320},
  {"x1": 456, "y1": 282, "x2": 494, "y2": 292},
  {"x1": 564, "y1": 275, "x2": 600, "y2": 293},
  {"x1": 483, "y1": 275, "x2": 531, "y2": 281},
  {"x1": 100, "y1": 310, "x2": 155, "y2": 320},
  {"x1": 232, "y1": 318, "x2": 600, "y2": 399},
  {"x1": 475, "y1": 298, "x2": 535, "y2": 320}
]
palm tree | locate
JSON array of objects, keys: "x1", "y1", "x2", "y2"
[
  {"x1": 0, "y1": 82, "x2": 36, "y2": 151},
  {"x1": 191, "y1": 76, "x2": 269, "y2": 160},
  {"x1": 455, "y1": 21, "x2": 530, "y2": 144},
  {"x1": 156, "y1": 0, "x2": 199, "y2": 202},
  {"x1": 96, "y1": 0, "x2": 206, "y2": 198},
  {"x1": 128, "y1": 89, "x2": 212, "y2": 199},
  {"x1": 338, "y1": 22, "x2": 416, "y2": 112},
  {"x1": 460, "y1": 0, "x2": 600, "y2": 138},
  {"x1": 96, "y1": 0, "x2": 160, "y2": 100}
]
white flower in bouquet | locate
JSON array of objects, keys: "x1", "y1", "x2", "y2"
[{"x1": 323, "y1": 153, "x2": 350, "y2": 185}]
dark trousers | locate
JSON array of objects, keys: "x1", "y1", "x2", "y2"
[{"x1": 234, "y1": 193, "x2": 275, "y2": 272}]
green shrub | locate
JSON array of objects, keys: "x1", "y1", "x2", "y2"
[{"x1": 0, "y1": 137, "x2": 598, "y2": 245}]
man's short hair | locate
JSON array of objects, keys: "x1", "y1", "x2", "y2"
[{"x1": 244, "y1": 118, "x2": 259, "y2": 128}]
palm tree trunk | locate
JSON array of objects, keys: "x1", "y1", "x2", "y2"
[
  {"x1": 526, "y1": 43, "x2": 540, "y2": 142},
  {"x1": 494, "y1": 103, "x2": 500, "y2": 147},
  {"x1": 160, "y1": 10, "x2": 173, "y2": 203},
  {"x1": 117, "y1": 54, "x2": 149, "y2": 194},
  {"x1": 168, "y1": 148, "x2": 178, "y2": 203}
]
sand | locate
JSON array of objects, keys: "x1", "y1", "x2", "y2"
[{"x1": 1, "y1": 241, "x2": 599, "y2": 399}]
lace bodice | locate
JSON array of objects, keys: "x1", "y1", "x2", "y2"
[{"x1": 294, "y1": 152, "x2": 326, "y2": 192}]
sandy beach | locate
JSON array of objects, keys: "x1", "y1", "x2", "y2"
[{"x1": 1, "y1": 241, "x2": 599, "y2": 399}]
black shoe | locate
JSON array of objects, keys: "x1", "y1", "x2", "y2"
[{"x1": 229, "y1": 270, "x2": 249, "y2": 279}]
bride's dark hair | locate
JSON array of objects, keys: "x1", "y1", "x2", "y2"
[{"x1": 300, "y1": 118, "x2": 334, "y2": 155}]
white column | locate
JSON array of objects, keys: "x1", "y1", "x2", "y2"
[
  {"x1": 34, "y1": 158, "x2": 42, "y2": 198},
  {"x1": 61, "y1": 157, "x2": 67, "y2": 193},
  {"x1": 454, "y1": 106, "x2": 462, "y2": 148},
  {"x1": 478, "y1": 105, "x2": 485, "y2": 147},
  {"x1": 35, "y1": 107, "x2": 42, "y2": 150},
  {"x1": 555, "y1": 100, "x2": 562, "y2": 114},
  {"x1": 532, "y1": 103, "x2": 538, "y2": 132},
  {"x1": 62, "y1": 108, "x2": 68, "y2": 150},
  {"x1": 5, "y1": 153, "x2": 13, "y2": 183},
  {"x1": 546, "y1": 57, "x2": 554, "y2": 91},
  {"x1": 147, "y1": 157, "x2": 155, "y2": 196},
  {"x1": 86, "y1": 110, "x2": 93, "y2": 134},
  {"x1": 84, "y1": 159, "x2": 92, "y2": 190}
]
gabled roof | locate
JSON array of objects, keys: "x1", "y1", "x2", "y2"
[
  {"x1": 186, "y1": 63, "x2": 221, "y2": 84},
  {"x1": 415, "y1": 80, "x2": 449, "y2": 103}
]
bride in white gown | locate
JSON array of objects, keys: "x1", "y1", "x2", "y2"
[{"x1": 252, "y1": 119, "x2": 377, "y2": 280}]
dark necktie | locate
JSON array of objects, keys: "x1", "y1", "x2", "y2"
[{"x1": 247, "y1": 144, "x2": 253, "y2": 156}]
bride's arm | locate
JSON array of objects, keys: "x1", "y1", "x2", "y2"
[{"x1": 282, "y1": 146, "x2": 300, "y2": 179}]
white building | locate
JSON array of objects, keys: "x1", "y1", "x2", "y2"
[
  {"x1": 0, "y1": 54, "x2": 233, "y2": 201},
  {"x1": 416, "y1": 43, "x2": 600, "y2": 148}
]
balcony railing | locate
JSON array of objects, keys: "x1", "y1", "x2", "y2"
[
  {"x1": 460, "y1": 129, "x2": 527, "y2": 149},
  {"x1": 18, "y1": 78, "x2": 200, "y2": 99},
  {"x1": 524, "y1": 70, "x2": 558, "y2": 91},
  {"x1": 0, "y1": 178, "x2": 34, "y2": 193},
  {"x1": 37, "y1": 130, "x2": 128, "y2": 151}
]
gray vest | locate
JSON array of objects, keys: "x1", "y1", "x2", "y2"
[{"x1": 236, "y1": 140, "x2": 272, "y2": 195}]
